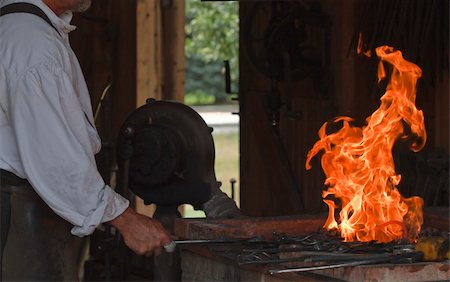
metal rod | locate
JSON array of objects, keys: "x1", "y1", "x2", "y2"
[
  {"x1": 174, "y1": 239, "x2": 236, "y2": 245},
  {"x1": 268, "y1": 252, "x2": 418, "y2": 274},
  {"x1": 164, "y1": 237, "x2": 265, "y2": 252},
  {"x1": 230, "y1": 178, "x2": 236, "y2": 201},
  {"x1": 239, "y1": 252, "x2": 393, "y2": 265},
  {"x1": 269, "y1": 259, "x2": 378, "y2": 274}
]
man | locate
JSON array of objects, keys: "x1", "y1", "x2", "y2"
[{"x1": 0, "y1": 0, "x2": 172, "y2": 280}]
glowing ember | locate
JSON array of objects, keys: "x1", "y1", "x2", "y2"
[{"x1": 306, "y1": 46, "x2": 426, "y2": 243}]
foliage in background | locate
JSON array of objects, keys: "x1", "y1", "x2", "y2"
[{"x1": 185, "y1": 0, "x2": 239, "y2": 105}]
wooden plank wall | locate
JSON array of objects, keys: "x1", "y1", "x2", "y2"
[
  {"x1": 71, "y1": 0, "x2": 137, "y2": 139},
  {"x1": 239, "y1": 0, "x2": 357, "y2": 216}
]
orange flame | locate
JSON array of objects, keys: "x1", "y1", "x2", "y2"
[
  {"x1": 357, "y1": 32, "x2": 372, "y2": 57},
  {"x1": 306, "y1": 46, "x2": 426, "y2": 243}
]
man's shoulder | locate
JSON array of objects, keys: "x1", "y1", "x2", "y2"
[{"x1": 0, "y1": 13, "x2": 65, "y2": 72}]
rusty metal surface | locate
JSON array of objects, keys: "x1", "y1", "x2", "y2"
[{"x1": 174, "y1": 214, "x2": 327, "y2": 240}]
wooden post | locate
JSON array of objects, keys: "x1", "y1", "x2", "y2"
[
  {"x1": 160, "y1": 0, "x2": 185, "y2": 102},
  {"x1": 136, "y1": 0, "x2": 185, "y2": 105},
  {"x1": 136, "y1": 0, "x2": 163, "y2": 105}
]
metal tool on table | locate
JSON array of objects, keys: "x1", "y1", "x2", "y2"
[
  {"x1": 161, "y1": 231, "x2": 363, "y2": 253},
  {"x1": 160, "y1": 230, "x2": 429, "y2": 278},
  {"x1": 268, "y1": 251, "x2": 423, "y2": 274},
  {"x1": 163, "y1": 236, "x2": 265, "y2": 253}
]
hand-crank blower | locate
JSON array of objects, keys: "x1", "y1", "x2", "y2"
[{"x1": 116, "y1": 98, "x2": 240, "y2": 218}]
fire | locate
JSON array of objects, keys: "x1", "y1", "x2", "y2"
[{"x1": 306, "y1": 46, "x2": 426, "y2": 243}]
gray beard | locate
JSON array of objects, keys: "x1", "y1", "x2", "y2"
[{"x1": 72, "y1": 0, "x2": 91, "y2": 12}]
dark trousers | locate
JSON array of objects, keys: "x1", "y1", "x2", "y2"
[{"x1": 0, "y1": 176, "x2": 81, "y2": 281}]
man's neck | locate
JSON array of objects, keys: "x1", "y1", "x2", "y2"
[{"x1": 42, "y1": 0, "x2": 66, "y2": 16}]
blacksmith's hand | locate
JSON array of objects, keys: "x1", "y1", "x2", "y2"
[{"x1": 108, "y1": 207, "x2": 172, "y2": 256}]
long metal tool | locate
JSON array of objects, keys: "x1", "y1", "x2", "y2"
[
  {"x1": 164, "y1": 237, "x2": 264, "y2": 252},
  {"x1": 268, "y1": 252, "x2": 421, "y2": 274},
  {"x1": 269, "y1": 259, "x2": 385, "y2": 274},
  {"x1": 238, "y1": 252, "x2": 394, "y2": 265}
]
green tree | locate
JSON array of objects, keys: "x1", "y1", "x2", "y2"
[{"x1": 185, "y1": 0, "x2": 239, "y2": 105}]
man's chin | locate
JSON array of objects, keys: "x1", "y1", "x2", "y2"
[{"x1": 72, "y1": 0, "x2": 91, "y2": 13}]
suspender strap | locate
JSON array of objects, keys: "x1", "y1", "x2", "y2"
[{"x1": 0, "y1": 2, "x2": 60, "y2": 36}]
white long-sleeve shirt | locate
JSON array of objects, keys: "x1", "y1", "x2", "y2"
[{"x1": 0, "y1": 0, "x2": 129, "y2": 236}]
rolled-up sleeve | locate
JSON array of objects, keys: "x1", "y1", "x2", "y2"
[{"x1": 9, "y1": 62, "x2": 129, "y2": 236}]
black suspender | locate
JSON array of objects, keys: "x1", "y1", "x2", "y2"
[{"x1": 0, "y1": 2, "x2": 60, "y2": 36}]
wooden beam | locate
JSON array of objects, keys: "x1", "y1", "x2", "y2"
[
  {"x1": 160, "y1": 0, "x2": 185, "y2": 102},
  {"x1": 136, "y1": 0, "x2": 185, "y2": 105},
  {"x1": 136, "y1": 0, "x2": 163, "y2": 105}
]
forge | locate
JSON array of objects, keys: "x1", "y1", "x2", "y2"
[
  {"x1": 173, "y1": 208, "x2": 449, "y2": 281},
  {"x1": 167, "y1": 46, "x2": 450, "y2": 282}
]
